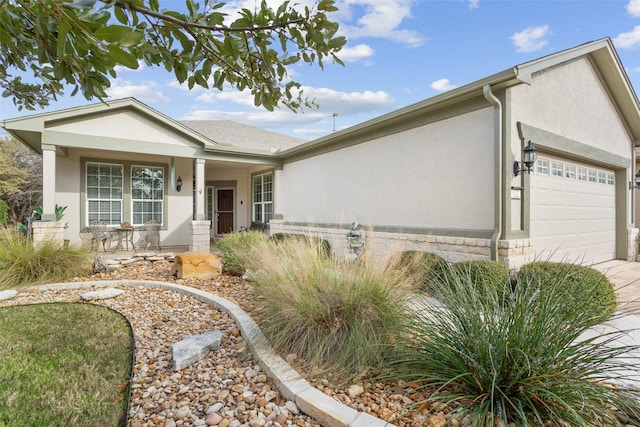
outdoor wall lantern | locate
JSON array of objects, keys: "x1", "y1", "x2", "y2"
[
  {"x1": 513, "y1": 140, "x2": 538, "y2": 176},
  {"x1": 629, "y1": 170, "x2": 640, "y2": 190},
  {"x1": 176, "y1": 176, "x2": 183, "y2": 192}
]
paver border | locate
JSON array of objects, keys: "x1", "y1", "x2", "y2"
[{"x1": 26, "y1": 280, "x2": 394, "y2": 427}]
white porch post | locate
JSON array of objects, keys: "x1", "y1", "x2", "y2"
[
  {"x1": 32, "y1": 143, "x2": 65, "y2": 245},
  {"x1": 190, "y1": 158, "x2": 211, "y2": 252},
  {"x1": 270, "y1": 166, "x2": 285, "y2": 235},
  {"x1": 41, "y1": 144, "x2": 57, "y2": 221}
]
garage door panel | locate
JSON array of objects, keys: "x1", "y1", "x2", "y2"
[{"x1": 530, "y1": 154, "x2": 616, "y2": 265}]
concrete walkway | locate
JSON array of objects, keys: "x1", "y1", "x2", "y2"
[{"x1": 589, "y1": 260, "x2": 640, "y2": 389}]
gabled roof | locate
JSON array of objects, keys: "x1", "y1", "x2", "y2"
[
  {"x1": 2, "y1": 97, "x2": 219, "y2": 154},
  {"x1": 282, "y1": 37, "x2": 640, "y2": 160}
]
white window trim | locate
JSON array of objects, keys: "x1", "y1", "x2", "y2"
[
  {"x1": 252, "y1": 171, "x2": 273, "y2": 223},
  {"x1": 85, "y1": 162, "x2": 123, "y2": 226},
  {"x1": 131, "y1": 165, "x2": 165, "y2": 226},
  {"x1": 536, "y1": 158, "x2": 550, "y2": 175}
]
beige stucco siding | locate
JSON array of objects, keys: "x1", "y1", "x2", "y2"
[
  {"x1": 508, "y1": 57, "x2": 632, "y2": 159},
  {"x1": 49, "y1": 110, "x2": 200, "y2": 147},
  {"x1": 280, "y1": 108, "x2": 495, "y2": 230}
]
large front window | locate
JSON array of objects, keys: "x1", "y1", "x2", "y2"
[
  {"x1": 252, "y1": 171, "x2": 273, "y2": 223},
  {"x1": 86, "y1": 162, "x2": 123, "y2": 225},
  {"x1": 132, "y1": 166, "x2": 164, "y2": 225}
]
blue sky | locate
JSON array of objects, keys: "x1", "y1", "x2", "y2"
[{"x1": 3, "y1": 0, "x2": 640, "y2": 140}]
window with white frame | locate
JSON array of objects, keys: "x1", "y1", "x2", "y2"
[
  {"x1": 536, "y1": 158, "x2": 549, "y2": 175},
  {"x1": 131, "y1": 166, "x2": 164, "y2": 225},
  {"x1": 598, "y1": 171, "x2": 607, "y2": 184},
  {"x1": 607, "y1": 172, "x2": 615, "y2": 185},
  {"x1": 577, "y1": 166, "x2": 587, "y2": 181},
  {"x1": 551, "y1": 161, "x2": 563, "y2": 177},
  {"x1": 252, "y1": 171, "x2": 273, "y2": 223},
  {"x1": 565, "y1": 164, "x2": 576, "y2": 179},
  {"x1": 86, "y1": 162, "x2": 123, "y2": 225},
  {"x1": 588, "y1": 169, "x2": 597, "y2": 183}
]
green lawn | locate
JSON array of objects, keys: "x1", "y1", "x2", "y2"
[{"x1": 0, "y1": 303, "x2": 134, "y2": 427}]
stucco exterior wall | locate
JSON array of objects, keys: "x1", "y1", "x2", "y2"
[
  {"x1": 50, "y1": 110, "x2": 197, "y2": 147},
  {"x1": 280, "y1": 107, "x2": 496, "y2": 231},
  {"x1": 508, "y1": 58, "x2": 632, "y2": 160}
]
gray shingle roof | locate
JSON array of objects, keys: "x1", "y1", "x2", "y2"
[{"x1": 180, "y1": 120, "x2": 305, "y2": 153}]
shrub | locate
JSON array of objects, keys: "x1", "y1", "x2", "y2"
[
  {"x1": 388, "y1": 251, "x2": 449, "y2": 293},
  {"x1": 385, "y1": 265, "x2": 640, "y2": 426},
  {"x1": 517, "y1": 261, "x2": 617, "y2": 321},
  {"x1": 448, "y1": 260, "x2": 510, "y2": 299},
  {"x1": 0, "y1": 230, "x2": 92, "y2": 289},
  {"x1": 243, "y1": 237, "x2": 414, "y2": 379},
  {"x1": 270, "y1": 232, "x2": 332, "y2": 258},
  {"x1": 215, "y1": 231, "x2": 269, "y2": 275}
]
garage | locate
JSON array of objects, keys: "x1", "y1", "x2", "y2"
[{"x1": 529, "y1": 153, "x2": 617, "y2": 265}]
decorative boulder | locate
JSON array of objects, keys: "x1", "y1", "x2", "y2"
[{"x1": 173, "y1": 252, "x2": 222, "y2": 279}]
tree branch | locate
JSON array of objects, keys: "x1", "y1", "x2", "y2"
[{"x1": 109, "y1": 0, "x2": 305, "y2": 33}]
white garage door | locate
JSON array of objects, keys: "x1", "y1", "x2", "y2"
[{"x1": 530, "y1": 154, "x2": 616, "y2": 264}]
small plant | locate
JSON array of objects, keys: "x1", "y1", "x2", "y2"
[
  {"x1": 385, "y1": 264, "x2": 640, "y2": 425},
  {"x1": 242, "y1": 237, "x2": 415, "y2": 379},
  {"x1": 270, "y1": 232, "x2": 332, "y2": 257},
  {"x1": 216, "y1": 231, "x2": 269, "y2": 275},
  {"x1": 448, "y1": 259, "x2": 510, "y2": 300},
  {"x1": 0, "y1": 200, "x2": 8, "y2": 227},
  {"x1": 518, "y1": 261, "x2": 617, "y2": 321},
  {"x1": 388, "y1": 251, "x2": 449, "y2": 293},
  {"x1": 0, "y1": 229, "x2": 92, "y2": 289}
]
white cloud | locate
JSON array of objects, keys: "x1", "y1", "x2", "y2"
[
  {"x1": 430, "y1": 78, "x2": 457, "y2": 92},
  {"x1": 113, "y1": 61, "x2": 146, "y2": 73},
  {"x1": 339, "y1": 44, "x2": 375, "y2": 62},
  {"x1": 614, "y1": 25, "x2": 640, "y2": 49},
  {"x1": 628, "y1": 0, "x2": 640, "y2": 17},
  {"x1": 106, "y1": 79, "x2": 170, "y2": 104},
  {"x1": 468, "y1": 0, "x2": 480, "y2": 9},
  {"x1": 510, "y1": 25, "x2": 550, "y2": 53},
  {"x1": 337, "y1": 0, "x2": 425, "y2": 48}
]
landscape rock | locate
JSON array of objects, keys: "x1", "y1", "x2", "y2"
[
  {"x1": 173, "y1": 252, "x2": 222, "y2": 279},
  {"x1": 0, "y1": 290, "x2": 18, "y2": 301},
  {"x1": 172, "y1": 330, "x2": 223, "y2": 370},
  {"x1": 80, "y1": 287, "x2": 124, "y2": 301}
]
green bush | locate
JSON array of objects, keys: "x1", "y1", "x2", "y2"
[
  {"x1": 0, "y1": 200, "x2": 8, "y2": 227},
  {"x1": 0, "y1": 230, "x2": 92, "y2": 289},
  {"x1": 388, "y1": 251, "x2": 449, "y2": 293},
  {"x1": 215, "y1": 231, "x2": 269, "y2": 275},
  {"x1": 385, "y1": 264, "x2": 640, "y2": 425},
  {"x1": 517, "y1": 261, "x2": 617, "y2": 321},
  {"x1": 243, "y1": 237, "x2": 413, "y2": 379},
  {"x1": 270, "y1": 232, "x2": 332, "y2": 258},
  {"x1": 448, "y1": 259, "x2": 511, "y2": 299}
]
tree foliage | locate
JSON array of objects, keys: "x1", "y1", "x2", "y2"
[
  {"x1": 0, "y1": 0, "x2": 346, "y2": 112},
  {"x1": 0, "y1": 137, "x2": 42, "y2": 225}
]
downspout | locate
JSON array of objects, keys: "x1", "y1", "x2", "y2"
[{"x1": 483, "y1": 84, "x2": 502, "y2": 261}]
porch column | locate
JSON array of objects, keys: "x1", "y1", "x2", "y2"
[
  {"x1": 41, "y1": 144, "x2": 57, "y2": 221},
  {"x1": 270, "y1": 166, "x2": 285, "y2": 235},
  {"x1": 190, "y1": 158, "x2": 211, "y2": 252},
  {"x1": 194, "y1": 158, "x2": 206, "y2": 220}
]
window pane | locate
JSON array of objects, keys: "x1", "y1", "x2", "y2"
[{"x1": 131, "y1": 166, "x2": 164, "y2": 226}]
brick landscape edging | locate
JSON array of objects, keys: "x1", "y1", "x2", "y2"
[{"x1": 28, "y1": 280, "x2": 393, "y2": 427}]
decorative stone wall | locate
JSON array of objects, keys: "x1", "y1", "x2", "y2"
[
  {"x1": 498, "y1": 239, "x2": 535, "y2": 270},
  {"x1": 31, "y1": 220, "x2": 66, "y2": 246},
  {"x1": 269, "y1": 221, "x2": 494, "y2": 266},
  {"x1": 190, "y1": 220, "x2": 211, "y2": 253}
]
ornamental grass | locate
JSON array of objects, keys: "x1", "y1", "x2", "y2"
[
  {"x1": 241, "y1": 237, "x2": 417, "y2": 379},
  {"x1": 0, "y1": 229, "x2": 92, "y2": 290},
  {"x1": 384, "y1": 262, "x2": 640, "y2": 426}
]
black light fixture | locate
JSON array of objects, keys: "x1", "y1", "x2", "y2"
[
  {"x1": 513, "y1": 140, "x2": 538, "y2": 176},
  {"x1": 629, "y1": 170, "x2": 640, "y2": 190},
  {"x1": 176, "y1": 176, "x2": 183, "y2": 192}
]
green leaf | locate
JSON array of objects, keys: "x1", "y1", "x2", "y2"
[
  {"x1": 107, "y1": 45, "x2": 139, "y2": 69},
  {"x1": 95, "y1": 26, "x2": 143, "y2": 47},
  {"x1": 114, "y1": 5, "x2": 128, "y2": 24}
]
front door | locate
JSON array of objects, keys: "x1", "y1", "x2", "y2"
[{"x1": 216, "y1": 189, "x2": 234, "y2": 235}]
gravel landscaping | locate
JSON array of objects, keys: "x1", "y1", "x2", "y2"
[{"x1": 0, "y1": 257, "x2": 434, "y2": 427}]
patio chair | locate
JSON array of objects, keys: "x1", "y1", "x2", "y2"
[
  {"x1": 87, "y1": 220, "x2": 114, "y2": 252},
  {"x1": 142, "y1": 219, "x2": 161, "y2": 251},
  {"x1": 240, "y1": 221, "x2": 266, "y2": 233}
]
